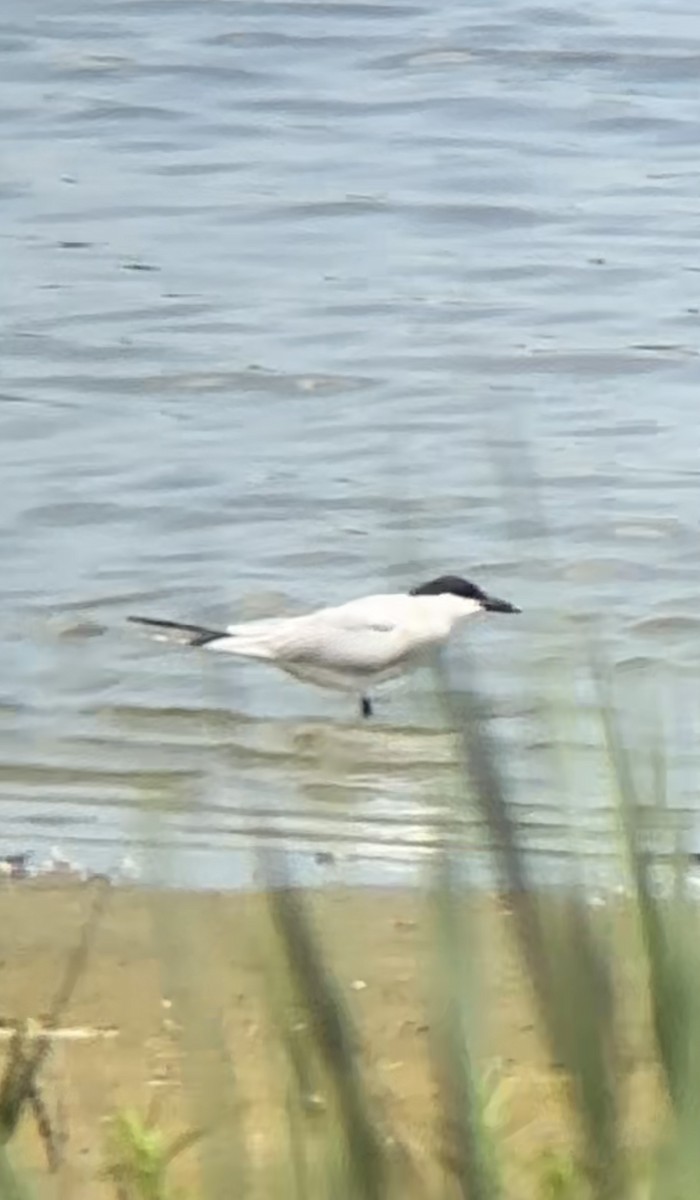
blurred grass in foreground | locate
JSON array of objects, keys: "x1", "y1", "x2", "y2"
[{"x1": 2, "y1": 654, "x2": 700, "y2": 1200}]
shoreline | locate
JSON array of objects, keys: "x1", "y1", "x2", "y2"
[{"x1": 0, "y1": 882, "x2": 658, "y2": 1197}]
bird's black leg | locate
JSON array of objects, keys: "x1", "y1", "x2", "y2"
[{"x1": 361, "y1": 695, "x2": 373, "y2": 719}]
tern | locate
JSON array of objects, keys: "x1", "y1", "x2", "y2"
[{"x1": 128, "y1": 574, "x2": 520, "y2": 718}]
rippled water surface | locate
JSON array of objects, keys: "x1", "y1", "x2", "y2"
[{"x1": 3, "y1": 0, "x2": 700, "y2": 886}]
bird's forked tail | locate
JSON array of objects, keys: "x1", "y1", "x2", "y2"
[{"x1": 127, "y1": 615, "x2": 226, "y2": 647}]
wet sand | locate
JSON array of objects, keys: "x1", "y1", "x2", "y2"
[{"x1": 0, "y1": 883, "x2": 660, "y2": 1198}]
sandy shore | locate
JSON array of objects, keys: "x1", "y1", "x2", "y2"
[{"x1": 0, "y1": 882, "x2": 658, "y2": 1198}]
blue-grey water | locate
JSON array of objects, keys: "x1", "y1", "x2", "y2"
[{"x1": 2, "y1": 0, "x2": 700, "y2": 888}]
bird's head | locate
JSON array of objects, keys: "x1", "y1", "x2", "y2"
[{"x1": 409, "y1": 574, "x2": 520, "y2": 622}]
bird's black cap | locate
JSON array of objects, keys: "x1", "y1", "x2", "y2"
[{"x1": 410, "y1": 575, "x2": 520, "y2": 613}]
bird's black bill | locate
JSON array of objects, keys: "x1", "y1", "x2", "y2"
[
  {"x1": 482, "y1": 595, "x2": 521, "y2": 614},
  {"x1": 361, "y1": 696, "x2": 373, "y2": 718}
]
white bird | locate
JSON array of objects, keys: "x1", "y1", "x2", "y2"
[{"x1": 128, "y1": 574, "x2": 520, "y2": 719}]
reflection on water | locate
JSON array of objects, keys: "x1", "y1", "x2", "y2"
[
  {"x1": 2, "y1": 0, "x2": 700, "y2": 885},
  {"x1": 0, "y1": 679, "x2": 694, "y2": 889}
]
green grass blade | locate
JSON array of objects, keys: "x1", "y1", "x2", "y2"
[
  {"x1": 437, "y1": 666, "x2": 623, "y2": 1197},
  {"x1": 592, "y1": 658, "x2": 692, "y2": 1111},
  {"x1": 0, "y1": 1145, "x2": 35, "y2": 1200},
  {"x1": 430, "y1": 857, "x2": 501, "y2": 1200},
  {"x1": 263, "y1": 861, "x2": 387, "y2": 1200},
  {"x1": 149, "y1": 890, "x2": 247, "y2": 1200}
]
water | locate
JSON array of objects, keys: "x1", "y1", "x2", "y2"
[{"x1": 2, "y1": 0, "x2": 700, "y2": 887}]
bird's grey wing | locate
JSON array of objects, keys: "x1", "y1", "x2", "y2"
[
  {"x1": 265, "y1": 613, "x2": 407, "y2": 674},
  {"x1": 225, "y1": 594, "x2": 409, "y2": 641},
  {"x1": 225, "y1": 616, "x2": 295, "y2": 636}
]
